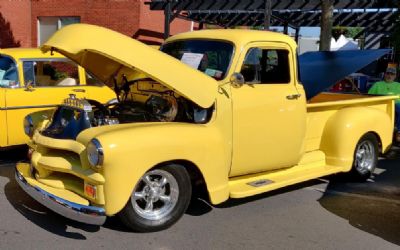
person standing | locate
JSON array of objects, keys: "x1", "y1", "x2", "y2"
[{"x1": 368, "y1": 67, "x2": 400, "y2": 142}]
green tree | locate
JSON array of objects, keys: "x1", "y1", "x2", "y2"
[{"x1": 332, "y1": 27, "x2": 364, "y2": 40}]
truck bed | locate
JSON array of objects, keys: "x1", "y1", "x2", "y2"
[
  {"x1": 305, "y1": 92, "x2": 396, "y2": 153},
  {"x1": 308, "y1": 92, "x2": 370, "y2": 104}
]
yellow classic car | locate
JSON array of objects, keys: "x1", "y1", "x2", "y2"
[
  {"x1": 0, "y1": 48, "x2": 116, "y2": 147},
  {"x1": 15, "y1": 24, "x2": 396, "y2": 232}
]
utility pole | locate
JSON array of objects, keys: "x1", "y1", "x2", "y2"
[
  {"x1": 319, "y1": 0, "x2": 334, "y2": 51},
  {"x1": 264, "y1": 0, "x2": 272, "y2": 30},
  {"x1": 163, "y1": 1, "x2": 172, "y2": 40}
]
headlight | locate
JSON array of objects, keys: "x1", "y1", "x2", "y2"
[
  {"x1": 87, "y1": 139, "x2": 104, "y2": 168},
  {"x1": 23, "y1": 115, "x2": 34, "y2": 137}
]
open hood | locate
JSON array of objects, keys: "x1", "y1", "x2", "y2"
[
  {"x1": 41, "y1": 24, "x2": 218, "y2": 108},
  {"x1": 299, "y1": 49, "x2": 391, "y2": 100}
]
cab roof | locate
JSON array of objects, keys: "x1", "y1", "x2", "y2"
[{"x1": 166, "y1": 29, "x2": 297, "y2": 50}]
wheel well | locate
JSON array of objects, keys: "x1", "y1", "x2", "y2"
[
  {"x1": 152, "y1": 160, "x2": 210, "y2": 202},
  {"x1": 366, "y1": 131, "x2": 382, "y2": 154}
]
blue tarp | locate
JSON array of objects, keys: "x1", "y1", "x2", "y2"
[{"x1": 299, "y1": 49, "x2": 391, "y2": 100}]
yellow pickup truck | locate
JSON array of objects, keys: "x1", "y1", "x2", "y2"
[
  {"x1": 0, "y1": 48, "x2": 116, "y2": 147},
  {"x1": 15, "y1": 24, "x2": 396, "y2": 232}
]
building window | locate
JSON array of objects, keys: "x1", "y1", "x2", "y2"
[{"x1": 37, "y1": 17, "x2": 80, "y2": 45}]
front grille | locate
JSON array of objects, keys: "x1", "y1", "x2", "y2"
[{"x1": 36, "y1": 172, "x2": 84, "y2": 196}]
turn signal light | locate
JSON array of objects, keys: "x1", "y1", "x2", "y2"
[{"x1": 84, "y1": 183, "x2": 97, "y2": 199}]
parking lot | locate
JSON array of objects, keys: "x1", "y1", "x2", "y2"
[{"x1": 0, "y1": 147, "x2": 399, "y2": 250}]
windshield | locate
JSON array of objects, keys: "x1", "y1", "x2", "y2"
[
  {"x1": 0, "y1": 56, "x2": 19, "y2": 88},
  {"x1": 161, "y1": 40, "x2": 233, "y2": 80}
]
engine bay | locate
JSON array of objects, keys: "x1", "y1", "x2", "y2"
[
  {"x1": 90, "y1": 78, "x2": 213, "y2": 126},
  {"x1": 41, "y1": 78, "x2": 214, "y2": 139}
]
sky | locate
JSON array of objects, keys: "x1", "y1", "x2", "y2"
[
  {"x1": 300, "y1": 27, "x2": 320, "y2": 37},
  {"x1": 271, "y1": 26, "x2": 321, "y2": 37}
]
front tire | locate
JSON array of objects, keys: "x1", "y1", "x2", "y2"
[
  {"x1": 350, "y1": 133, "x2": 379, "y2": 181},
  {"x1": 119, "y1": 164, "x2": 192, "y2": 232}
]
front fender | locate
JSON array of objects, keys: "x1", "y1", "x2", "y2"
[
  {"x1": 320, "y1": 106, "x2": 393, "y2": 171},
  {"x1": 96, "y1": 123, "x2": 230, "y2": 215}
]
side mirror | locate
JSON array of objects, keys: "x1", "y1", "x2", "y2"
[{"x1": 230, "y1": 73, "x2": 245, "y2": 88}]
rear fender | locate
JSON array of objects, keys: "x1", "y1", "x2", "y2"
[{"x1": 320, "y1": 106, "x2": 393, "y2": 171}]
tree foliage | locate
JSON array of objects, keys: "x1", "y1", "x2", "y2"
[{"x1": 332, "y1": 27, "x2": 363, "y2": 40}]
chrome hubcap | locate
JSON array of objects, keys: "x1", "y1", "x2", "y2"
[
  {"x1": 355, "y1": 140, "x2": 375, "y2": 174},
  {"x1": 132, "y1": 169, "x2": 179, "y2": 220}
]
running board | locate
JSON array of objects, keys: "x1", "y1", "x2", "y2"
[{"x1": 228, "y1": 163, "x2": 343, "y2": 199}]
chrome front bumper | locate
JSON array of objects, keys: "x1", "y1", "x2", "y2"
[{"x1": 15, "y1": 167, "x2": 106, "y2": 225}]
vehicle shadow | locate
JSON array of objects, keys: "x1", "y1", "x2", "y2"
[
  {"x1": 318, "y1": 158, "x2": 400, "y2": 246},
  {"x1": 0, "y1": 148, "x2": 100, "y2": 239},
  {"x1": 103, "y1": 178, "x2": 326, "y2": 232}
]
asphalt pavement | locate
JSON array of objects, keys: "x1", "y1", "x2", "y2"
[{"x1": 0, "y1": 147, "x2": 399, "y2": 250}]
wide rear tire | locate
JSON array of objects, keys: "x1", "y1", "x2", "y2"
[{"x1": 118, "y1": 164, "x2": 192, "y2": 232}]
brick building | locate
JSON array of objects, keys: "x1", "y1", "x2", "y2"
[{"x1": 0, "y1": 0, "x2": 192, "y2": 48}]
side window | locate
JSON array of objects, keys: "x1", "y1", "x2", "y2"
[
  {"x1": 240, "y1": 48, "x2": 291, "y2": 84},
  {"x1": 23, "y1": 60, "x2": 79, "y2": 87},
  {"x1": 85, "y1": 72, "x2": 105, "y2": 87},
  {"x1": 0, "y1": 56, "x2": 19, "y2": 88}
]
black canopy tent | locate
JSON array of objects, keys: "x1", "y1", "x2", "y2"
[
  {"x1": 147, "y1": 0, "x2": 399, "y2": 49},
  {"x1": 149, "y1": 0, "x2": 398, "y2": 11}
]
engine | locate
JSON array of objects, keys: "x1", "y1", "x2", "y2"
[
  {"x1": 90, "y1": 94, "x2": 178, "y2": 126},
  {"x1": 92, "y1": 94, "x2": 211, "y2": 125},
  {"x1": 41, "y1": 90, "x2": 213, "y2": 140}
]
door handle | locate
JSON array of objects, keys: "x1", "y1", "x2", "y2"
[
  {"x1": 73, "y1": 89, "x2": 86, "y2": 93},
  {"x1": 286, "y1": 94, "x2": 301, "y2": 100}
]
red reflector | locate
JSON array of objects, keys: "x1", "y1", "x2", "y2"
[{"x1": 84, "y1": 183, "x2": 97, "y2": 199}]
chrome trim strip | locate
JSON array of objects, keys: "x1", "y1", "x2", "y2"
[
  {"x1": 15, "y1": 167, "x2": 106, "y2": 225},
  {"x1": 0, "y1": 104, "x2": 58, "y2": 110}
]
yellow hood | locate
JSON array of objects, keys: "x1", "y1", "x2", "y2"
[{"x1": 41, "y1": 24, "x2": 217, "y2": 108}]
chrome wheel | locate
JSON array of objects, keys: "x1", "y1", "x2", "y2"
[
  {"x1": 354, "y1": 140, "x2": 376, "y2": 175},
  {"x1": 132, "y1": 169, "x2": 179, "y2": 221},
  {"x1": 119, "y1": 164, "x2": 191, "y2": 232}
]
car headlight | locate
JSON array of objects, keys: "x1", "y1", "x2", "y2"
[
  {"x1": 23, "y1": 115, "x2": 34, "y2": 137},
  {"x1": 87, "y1": 139, "x2": 104, "y2": 168}
]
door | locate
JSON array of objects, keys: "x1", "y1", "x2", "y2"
[
  {"x1": 230, "y1": 42, "x2": 306, "y2": 177},
  {"x1": 5, "y1": 58, "x2": 114, "y2": 146}
]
